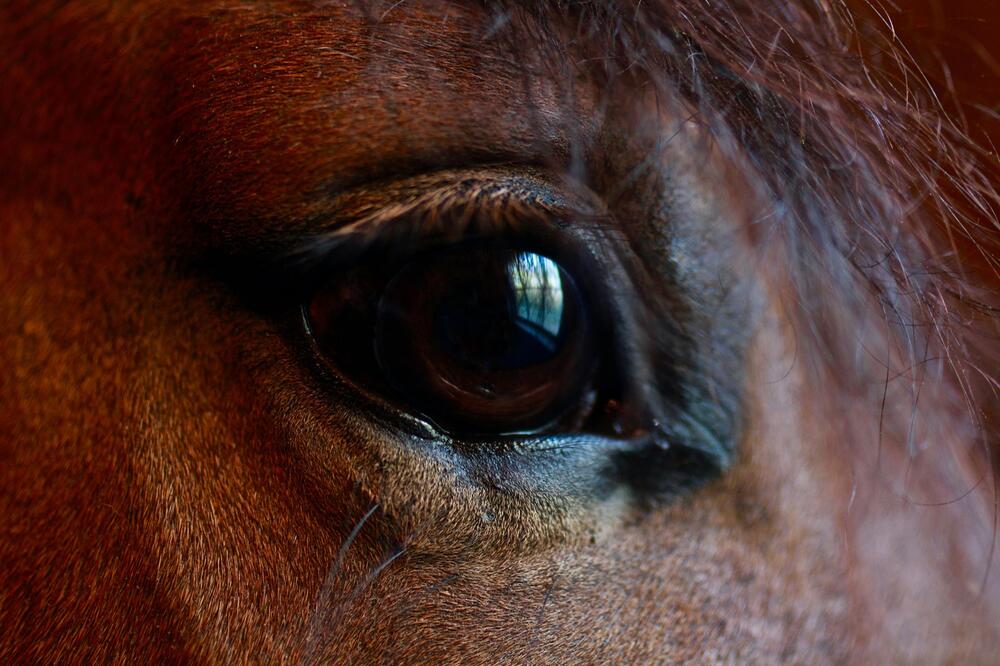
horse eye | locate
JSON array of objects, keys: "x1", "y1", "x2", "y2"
[{"x1": 306, "y1": 241, "x2": 603, "y2": 436}]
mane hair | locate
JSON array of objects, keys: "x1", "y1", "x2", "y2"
[{"x1": 483, "y1": 0, "x2": 1000, "y2": 586}]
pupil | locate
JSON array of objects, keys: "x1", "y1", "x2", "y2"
[{"x1": 433, "y1": 252, "x2": 567, "y2": 372}]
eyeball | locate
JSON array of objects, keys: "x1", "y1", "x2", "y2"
[{"x1": 307, "y1": 242, "x2": 599, "y2": 436}]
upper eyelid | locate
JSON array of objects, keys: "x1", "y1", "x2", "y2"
[
  {"x1": 216, "y1": 166, "x2": 632, "y2": 310},
  {"x1": 280, "y1": 168, "x2": 627, "y2": 276}
]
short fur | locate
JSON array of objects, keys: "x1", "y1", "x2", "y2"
[{"x1": 1, "y1": 0, "x2": 998, "y2": 663}]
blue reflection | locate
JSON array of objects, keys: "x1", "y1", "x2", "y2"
[{"x1": 507, "y1": 252, "x2": 565, "y2": 354}]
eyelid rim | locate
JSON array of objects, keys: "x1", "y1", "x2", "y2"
[{"x1": 297, "y1": 301, "x2": 445, "y2": 443}]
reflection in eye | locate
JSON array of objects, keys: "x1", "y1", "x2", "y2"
[
  {"x1": 509, "y1": 251, "x2": 565, "y2": 347},
  {"x1": 307, "y1": 242, "x2": 603, "y2": 437}
]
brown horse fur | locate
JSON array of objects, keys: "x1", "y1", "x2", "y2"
[{"x1": 1, "y1": 0, "x2": 999, "y2": 662}]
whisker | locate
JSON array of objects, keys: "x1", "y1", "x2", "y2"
[{"x1": 299, "y1": 503, "x2": 381, "y2": 666}]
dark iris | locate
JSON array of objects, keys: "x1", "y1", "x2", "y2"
[{"x1": 307, "y1": 243, "x2": 597, "y2": 436}]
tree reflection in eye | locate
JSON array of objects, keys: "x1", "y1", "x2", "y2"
[{"x1": 508, "y1": 251, "x2": 565, "y2": 352}]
